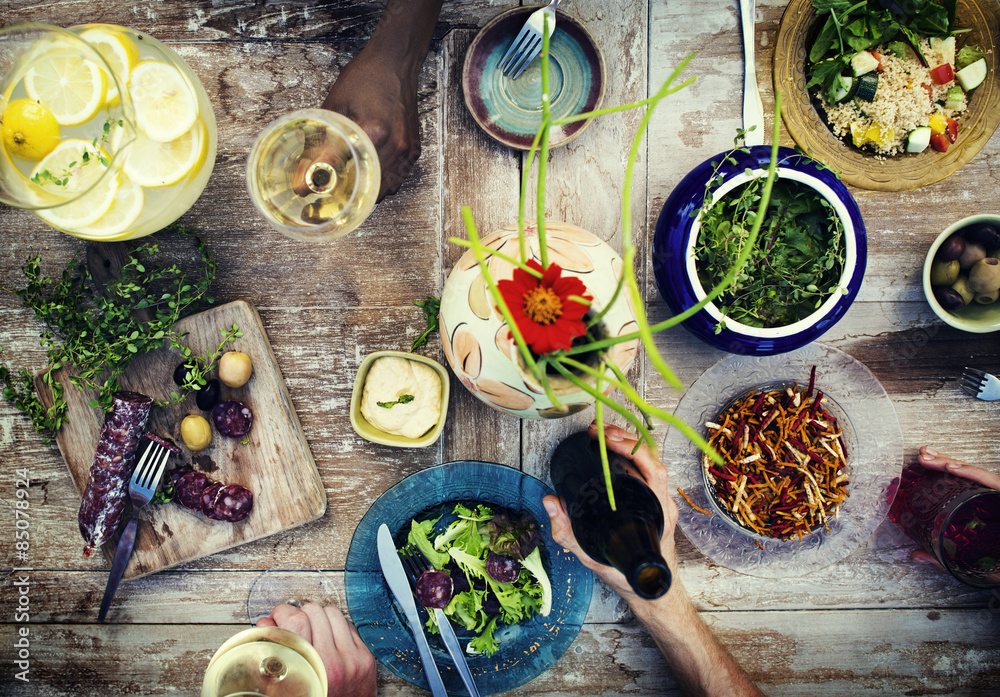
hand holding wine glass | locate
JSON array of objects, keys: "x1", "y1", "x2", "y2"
[{"x1": 256, "y1": 603, "x2": 376, "y2": 697}]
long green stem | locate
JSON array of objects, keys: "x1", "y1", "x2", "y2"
[
  {"x1": 619, "y1": 52, "x2": 698, "y2": 393},
  {"x1": 536, "y1": 14, "x2": 552, "y2": 269},
  {"x1": 553, "y1": 78, "x2": 695, "y2": 126},
  {"x1": 448, "y1": 237, "x2": 542, "y2": 277},
  {"x1": 518, "y1": 128, "x2": 545, "y2": 264},
  {"x1": 594, "y1": 365, "x2": 617, "y2": 512}
]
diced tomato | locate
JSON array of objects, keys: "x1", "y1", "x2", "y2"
[
  {"x1": 871, "y1": 50, "x2": 885, "y2": 72},
  {"x1": 930, "y1": 133, "x2": 951, "y2": 153},
  {"x1": 946, "y1": 117, "x2": 959, "y2": 143},
  {"x1": 930, "y1": 63, "x2": 955, "y2": 85},
  {"x1": 921, "y1": 84, "x2": 933, "y2": 102}
]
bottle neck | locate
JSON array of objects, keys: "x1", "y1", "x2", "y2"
[{"x1": 603, "y1": 520, "x2": 672, "y2": 599}]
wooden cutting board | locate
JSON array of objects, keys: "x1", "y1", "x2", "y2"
[{"x1": 37, "y1": 298, "x2": 327, "y2": 579}]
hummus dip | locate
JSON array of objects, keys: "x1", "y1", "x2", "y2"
[{"x1": 361, "y1": 356, "x2": 442, "y2": 438}]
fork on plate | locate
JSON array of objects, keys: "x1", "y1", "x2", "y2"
[
  {"x1": 497, "y1": 0, "x2": 559, "y2": 79},
  {"x1": 960, "y1": 367, "x2": 1000, "y2": 401},
  {"x1": 98, "y1": 436, "x2": 174, "y2": 622},
  {"x1": 400, "y1": 545, "x2": 481, "y2": 697}
]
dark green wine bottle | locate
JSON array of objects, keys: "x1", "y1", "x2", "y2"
[{"x1": 550, "y1": 431, "x2": 671, "y2": 599}]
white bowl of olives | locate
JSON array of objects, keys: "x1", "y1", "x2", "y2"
[{"x1": 924, "y1": 214, "x2": 1000, "y2": 333}]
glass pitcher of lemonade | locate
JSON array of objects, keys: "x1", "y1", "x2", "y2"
[{"x1": 0, "y1": 23, "x2": 217, "y2": 240}]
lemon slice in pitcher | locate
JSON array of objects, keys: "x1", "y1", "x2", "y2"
[
  {"x1": 24, "y1": 54, "x2": 107, "y2": 126},
  {"x1": 75, "y1": 176, "x2": 144, "y2": 239},
  {"x1": 129, "y1": 60, "x2": 198, "y2": 143},
  {"x1": 32, "y1": 139, "x2": 119, "y2": 228},
  {"x1": 79, "y1": 26, "x2": 139, "y2": 106},
  {"x1": 124, "y1": 120, "x2": 205, "y2": 187}
]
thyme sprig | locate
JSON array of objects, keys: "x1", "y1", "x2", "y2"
[{"x1": 0, "y1": 226, "x2": 221, "y2": 439}]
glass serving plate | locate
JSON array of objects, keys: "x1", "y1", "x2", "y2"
[
  {"x1": 344, "y1": 460, "x2": 592, "y2": 697},
  {"x1": 663, "y1": 343, "x2": 903, "y2": 578}
]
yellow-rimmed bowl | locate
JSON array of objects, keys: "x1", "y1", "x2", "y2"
[{"x1": 350, "y1": 350, "x2": 450, "y2": 448}]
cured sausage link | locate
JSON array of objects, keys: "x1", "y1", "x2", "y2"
[{"x1": 78, "y1": 391, "x2": 153, "y2": 555}]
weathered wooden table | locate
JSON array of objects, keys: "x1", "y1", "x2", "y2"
[{"x1": 2, "y1": 1, "x2": 999, "y2": 694}]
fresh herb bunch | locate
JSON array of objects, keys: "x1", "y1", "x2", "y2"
[
  {"x1": 169, "y1": 323, "x2": 244, "y2": 406},
  {"x1": 695, "y1": 149, "x2": 846, "y2": 330},
  {"x1": 807, "y1": 0, "x2": 955, "y2": 103},
  {"x1": 0, "y1": 226, "x2": 223, "y2": 439}
]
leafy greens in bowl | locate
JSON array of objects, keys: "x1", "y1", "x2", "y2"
[
  {"x1": 652, "y1": 144, "x2": 867, "y2": 355},
  {"x1": 345, "y1": 460, "x2": 591, "y2": 696}
]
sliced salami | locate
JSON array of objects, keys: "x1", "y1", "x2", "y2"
[
  {"x1": 415, "y1": 570, "x2": 454, "y2": 609},
  {"x1": 175, "y1": 471, "x2": 212, "y2": 511},
  {"x1": 211, "y1": 484, "x2": 254, "y2": 522},
  {"x1": 169, "y1": 465, "x2": 194, "y2": 486},
  {"x1": 144, "y1": 432, "x2": 181, "y2": 455},
  {"x1": 211, "y1": 400, "x2": 253, "y2": 438},
  {"x1": 199, "y1": 482, "x2": 225, "y2": 518},
  {"x1": 78, "y1": 391, "x2": 153, "y2": 555}
]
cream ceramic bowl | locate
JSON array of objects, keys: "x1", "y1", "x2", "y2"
[
  {"x1": 923, "y1": 214, "x2": 1000, "y2": 333},
  {"x1": 350, "y1": 351, "x2": 450, "y2": 448}
]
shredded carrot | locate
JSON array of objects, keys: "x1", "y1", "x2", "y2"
[
  {"x1": 677, "y1": 487, "x2": 713, "y2": 516},
  {"x1": 702, "y1": 369, "x2": 850, "y2": 540}
]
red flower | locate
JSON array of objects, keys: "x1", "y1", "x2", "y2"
[{"x1": 497, "y1": 260, "x2": 592, "y2": 354}]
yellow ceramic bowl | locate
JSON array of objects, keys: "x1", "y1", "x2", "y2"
[
  {"x1": 350, "y1": 350, "x2": 450, "y2": 448},
  {"x1": 923, "y1": 214, "x2": 1000, "y2": 333}
]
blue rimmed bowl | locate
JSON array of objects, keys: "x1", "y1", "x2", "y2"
[{"x1": 652, "y1": 145, "x2": 867, "y2": 355}]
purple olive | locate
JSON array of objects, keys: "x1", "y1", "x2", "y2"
[
  {"x1": 936, "y1": 234, "x2": 965, "y2": 263},
  {"x1": 485, "y1": 550, "x2": 522, "y2": 583},
  {"x1": 961, "y1": 223, "x2": 1000, "y2": 248},
  {"x1": 483, "y1": 591, "x2": 501, "y2": 616},
  {"x1": 414, "y1": 570, "x2": 454, "y2": 609},
  {"x1": 933, "y1": 285, "x2": 967, "y2": 311}
]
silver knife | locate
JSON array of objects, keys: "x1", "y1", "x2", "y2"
[
  {"x1": 433, "y1": 607, "x2": 481, "y2": 697},
  {"x1": 377, "y1": 524, "x2": 447, "y2": 697},
  {"x1": 740, "y1": 0, "x2": 765, "y2": 146}
]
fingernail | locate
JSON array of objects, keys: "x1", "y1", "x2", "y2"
[
  {"x1": 947, "y1": 461, "x2": 963, "y2": 470},
  {"x1": 543, "y1": 498, "x2": 557, "y2": 516},
  {"x1": 605, "y1": 430, "x2": 624, "y2": 442},
  {"x1": 924, "y1": 447, "x2": 938, "y2": 457}
]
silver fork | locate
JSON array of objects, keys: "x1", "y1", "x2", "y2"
[
  {"x1": 497, "y1": 0, "x2": 559, "y2": 80},
  {"x1": 961, "y1": 367, "x2": 1000, "y2": 401},
  {"x1": 401, "y1": 545, "x2": 481, "y2": 697},
  {"x1": 98, "y1": 436, "x2": 174, "y2": 622}
]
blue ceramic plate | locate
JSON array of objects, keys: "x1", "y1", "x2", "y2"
[
  {"x1": 345, "y1": 461, "x2": 592, "y2": 696},
  {"x1": 651, "y1": 146, "x2": 867, "y2": 355},
  {"x1": 462, "y1": 7, "x2": 605, "y2": 150}
]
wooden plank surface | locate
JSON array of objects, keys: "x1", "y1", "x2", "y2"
[
  {"x1": 34, "y1": 299, "x2": 326, "y2": 580},
  {"x1": 1, "y1": 0, "x2": 1000, "y2": 695}
]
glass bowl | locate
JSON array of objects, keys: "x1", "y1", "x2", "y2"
[
  {"x1": 345, "y1": 461, "x2": 592, "y2": 696},
  {"x1": 651, "y1": 145, "x2": 867, "y2": 355},
  {"x1": 663, "y1": 343, "x2": 902, "y2": 578}
]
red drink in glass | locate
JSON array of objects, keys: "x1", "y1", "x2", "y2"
[{"x1": 888, "y1": 464, "x2": 1000, "y2": 588}]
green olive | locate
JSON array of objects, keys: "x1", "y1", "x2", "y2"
[
  {"x1": 181, "y1": 415, "x2": 212, "y2": 451},
  {"x1": 219, "y1": 351, "x2": 253, "y2": 388},
  {"x1": 976, "y1": 287, "x2": 1000, "y2": 305},
  {"x1": 951, "y1": 276, "x2": 975, "y2": 305},
  {"x1": 930, "y1": 259, "x2": 960, "y2": 286},
  {"x1": 968, "y1": 258, "x2": 1000, "y2": 295}
]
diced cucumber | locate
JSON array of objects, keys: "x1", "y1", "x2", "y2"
[
  {"x1": 856, "y1": 72, "x2": 879, "y2": 101},
  {"x1": 907, "y1": 126, "x2": 931, "y2": 153},
  {"x1": 832, "y1": 76, "x2": 856, "y2": 103},
  {"x1": 957, "y1": 58, "x2": 988, "y2": 91},
  {"x1": 930, "y1": 36, "x2": 956, "y2": 67},
  {"x1": 945, "y1": 85, "x2": 966, "y2": 110},
  {"x1": 851, "y1": 50, "x2": 880, "y2": 77}
]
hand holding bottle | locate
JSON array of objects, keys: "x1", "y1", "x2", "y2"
[{"x1": 543, "y1": 422, "x2": 680, "y2": 603}]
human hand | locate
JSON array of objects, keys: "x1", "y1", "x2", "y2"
[
  {"x1": 320, "y1": 46, "x2": 421, "y2": 202},
  {"x1": 542, "y1": 423, "x2": 683, "y2": 606},
  {"x1": 909, "y1": 446, "x2": 1000, "y2": 569},
  {"x1": 256, "y1": 602, "x2": 376, "y2": 697}
]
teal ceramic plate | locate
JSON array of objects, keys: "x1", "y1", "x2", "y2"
[
  {"x1": 462, "y1": 7, "x2": 605, "y2": 150},
  {"x1": 345, "y1": 461, "x2": 593, "y2": 696}
]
